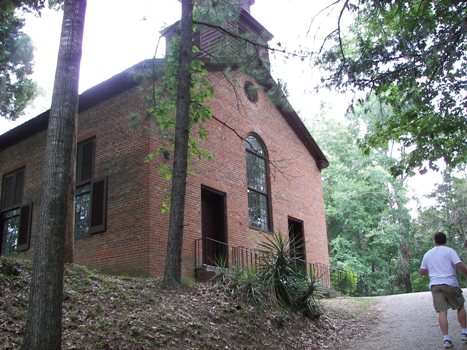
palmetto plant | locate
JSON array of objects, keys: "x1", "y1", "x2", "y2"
[
  {"x1": 230, "y1": 266, "x2": 266, "y2": 306},
  {"x1": 258, "y1": 232, "x2": 321, "y2": 319},
  {"x1": 210, "y1": 255, "x2": 230, "y2": 284},
  {"x1": 215, "y1": 232, "x2": 322, "y2": 319}
]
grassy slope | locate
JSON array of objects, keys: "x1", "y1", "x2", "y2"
[{"x1": 0, "y1": 257, "x2": 376, "y2": 349}]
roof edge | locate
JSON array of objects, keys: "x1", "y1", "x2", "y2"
[
  {"x1": 252, "y1": 71, "x2": 329, "y2": 170},
  {"x1": 0, "y1": 59, "x2": 162, "y2": 150},
  {"x1": 1, "y1": 58, "x2": 328, "y2": 171}
]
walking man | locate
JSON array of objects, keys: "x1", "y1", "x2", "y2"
[{"x1": 420, "y1": 232, "x2": 467, "y2": 348}]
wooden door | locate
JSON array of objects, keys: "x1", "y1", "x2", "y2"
[
  {"x1": 201, "y1": 187, "x2": 227, "y2": 266},
  {"x1": 288, "y1": 217, "x2": 305, "y2": 269}
]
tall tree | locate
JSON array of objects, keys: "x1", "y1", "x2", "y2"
[
  {"x1": 309, "y1": 106, "x2": 412, "y2": 295},
  {"x1": 0, "y1": 2, "x2": 39, "y2": 120},
  {"x1": 316, "y1": 0, "x2": 466, "y2": 176},
  {"x1": 410, "y1": 171, "x2": 466, "y2": 291},
  {"x1": 349, "y1": 93, "x2": 414, "y2": 292},
  {"x1": 163, "y1": 0, "x2": 194, "y2": 286},
  {"x1": 22, "y1": 0, "x2": 86, "y2": 348},
  {"x1": 0, "y1": 1, "x2": 64, "y2": 121},
  {"x1": 425, "y1": 171, "x2": 466, "y2": 246}
]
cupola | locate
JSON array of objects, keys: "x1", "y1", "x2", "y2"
[{"x1": 161, "y1": 0, "x2": 272, "y2": 71}]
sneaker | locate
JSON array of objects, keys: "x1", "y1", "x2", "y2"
[
  {"x1": 461, "y1": 332, "x2": 467, "y2": 342},
  {"x1": 443, "y1": 339, "x2": 453, "y2": 348}
]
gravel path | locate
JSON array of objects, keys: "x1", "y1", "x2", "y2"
[{"x1": 347, "y1": 289, "x2": 467, "y2": 350}]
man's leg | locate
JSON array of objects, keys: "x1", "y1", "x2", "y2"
[
  {"x1": 458, "y1": 305, "x2": 467, "y2": 328},
  {"x1": 439, "y1": 310, "x2": 449, "y2": 335}
]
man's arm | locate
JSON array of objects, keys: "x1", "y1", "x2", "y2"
[
  {"x1": 420, "y1": 254, "x2": 428, "y2": 275},
  {"x1": 456, "y1": 262, "x2": 467, "y2": 276}
]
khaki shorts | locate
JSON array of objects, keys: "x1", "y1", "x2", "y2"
[{"x1": 431, "y1": 284, "x2": 465, "y2": 312}]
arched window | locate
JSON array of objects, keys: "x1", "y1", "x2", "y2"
[{"x1": 245, "y1": 134, "x2": 271, "y2": 231}]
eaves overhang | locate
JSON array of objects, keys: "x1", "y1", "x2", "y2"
[
  {"x1": 0, "y1": 59, "x2": 159, "y2": 150},
  {"x1": 0, "y1": 58, "x2": 328, "y2": 171}
]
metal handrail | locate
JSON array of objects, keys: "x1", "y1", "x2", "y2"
[
  {"x1": 195, "y1": 237, "x2": 262, "y2": 270},
  {"x1": 194, "y1": 237, "x2": 368, "y2": 295}
]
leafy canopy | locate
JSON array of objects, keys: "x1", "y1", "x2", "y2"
[
  {"x1": 0, "y1": 6, "x2": 36, "y2": 120},
  {"x1": 317, "y1": 0, "x2": 466, "y2": 175},
  {"x1": 145, "y1": 39, "x2": 214, "y2": 213},
  {"x1": 0, "y1": 1, "x2": 62, "y2": 120},
  {"x1": 309, "y1": 109, "x2": 412, "y2": 295},
  {"x1": 410, "y1": 171, "x2": 466, "y2": 291}
]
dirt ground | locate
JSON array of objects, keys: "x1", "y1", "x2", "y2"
[{"x1": 1, "y1": 257, "x2": 378, "y2": 349}]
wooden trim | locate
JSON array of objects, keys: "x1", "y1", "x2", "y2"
[
  {"x1": 17, "y1": 203, "x2": 32, "y2": 252},
  {"x1": 245, "y1": 133, "x2": 273, "y2": 231},
  {"x1": 1, "y1": 167, "x2": 25, "y2": 211},
  {"x1": 76, "y1": 137, "x2": 95, "y2": 185},
  {"x1": 89, "y1": 177, "x2": 107, "y2": 234}
]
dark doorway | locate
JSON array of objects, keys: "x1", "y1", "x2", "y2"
[
  {"x1": 288, "y1": 217, "x2": 305, "y2": 269},
  {"x1": 201, "y1": 187, "x2": 227, "y2": 266}
]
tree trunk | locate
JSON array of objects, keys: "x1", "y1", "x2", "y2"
[
  {"x1": 64, "y1": 131, "x2": 77, "y2": 264},
  {"x1": 396, "y1": 240, "x2": 412, "y2": 293},
  {"x1": 163, "y1": 0, "x2": 193, "y2": 286},
  {"x1": 22, "y1": 1, "x2": 86, "y2": 349}
]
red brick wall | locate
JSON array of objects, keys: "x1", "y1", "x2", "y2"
[
  {"x1": 0, "y1": 85, "x2": 156, "y2": 276},
  {"x1": 72, "y1": 86, "x2": 154, "y2": 275},
  {"x1": 0, "y1": 70, "x2": 329, "y2": 278},
  {"x1": 175, "y1": 71, "x2": 329, "y2": 277},
  {"x1": 0, "y1": 130, "x2": 46, "y2": 260}
]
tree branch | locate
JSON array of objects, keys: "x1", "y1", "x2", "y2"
[{"x1": 193, "y1": 20, "x2": 312, "y2": 59}]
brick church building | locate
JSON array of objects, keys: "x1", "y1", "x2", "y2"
[{"x1": 0, "y1": 0, "x2": 330, "y2": 279}]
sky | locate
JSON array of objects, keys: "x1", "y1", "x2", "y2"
[
  {"x1": 1, "y1": 0, "x2": 345, "y2": 132},
  {"x1": 0, "y1": 0, "x2": 442, "y2": 208}
]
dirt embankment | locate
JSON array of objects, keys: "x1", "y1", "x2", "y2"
[{"x1": 0, "y1": 257, "x2": 378, "y2": 349}]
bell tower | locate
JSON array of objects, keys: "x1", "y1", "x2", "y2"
[{"x1": 162, "y1": 0, "x2": 272, "y2": 71}]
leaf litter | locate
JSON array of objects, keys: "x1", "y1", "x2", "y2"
[{"x1": 0, "y1": 257, "x2": 377, "y2": 349}]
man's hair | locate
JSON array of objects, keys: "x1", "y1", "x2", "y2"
[{"x1": 434, "y1": 232, "x2": 447, "y2": 245}]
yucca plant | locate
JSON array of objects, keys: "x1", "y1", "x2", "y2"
[
  {"x1": 212, "y1": 257, "x2": 266, "y2": 306},
  {"x1": 211, "y1": 255, "x2": 230, "y2": 284},
  {"x1": 258, "y1": 232, "x2": 321, "y2": 319},
  {"x1": 257, "y1": 232, "x2": 293, "y2": 304},
  {"x1": 230, "y1": 266, "x2": 266, "y2": 305},
  {"x1": 212, "y1": 232, "x2": 322, "y2": 319},
  {"x1": 281, "y1": 273, "x2": 321, "y2": 319}
]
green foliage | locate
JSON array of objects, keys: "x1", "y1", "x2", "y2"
[
  {"x1": 0, "y1": 6, "x2": 36, "y2": 120},
  {"x1": 146, "y1": 37, "x2": 214, "y2": 213},
  {"x1": 193, "y1": 0, "x2": 242, "y2": 26},
  {"x1": 427, "y1": 172, "x2": 466, "y2": 245},
  {"x1": 330, "y1": 268, "x2": 358, "y2": 296},
  {"x1": 410, "y1": 171, "x2": 467, "y2": 292},
  {"x1": 159, "y1": 188, "x2": 171, "y2": 215},
  {"x1": 210, "y1": 255, "x2": 229, "y2": 283},
  {"x1": 231, "y1": 267, "x2": 266, "y2": 305},
  {"x1": 309, "y1": 110, "x2": 412, "y2": 295},
  {"x1": 1, "y1": 1, "x2": 61, "y2": 12},
  {"x1": 257, "y1": 233, "x2": 321, "y2": 319},
  {"x1": 212, "y1": 258, "x2": 268, "y2": 306},
  {"x1": 0, "y1": 1, "x2": 64, "y2": 120},
  {"x1": 214, "y1": 233, "x2": 321, "y2": 319},
  {"x1": 317, "y1": 0, "x2": 467, "y2": 175},
  {"x1": 148, "y1": 42, "x2": 213, "y2": 134},
  {"x1": 321, "y1": 97, "x2": 466, "y2": 295}
]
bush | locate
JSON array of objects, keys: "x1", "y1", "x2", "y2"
[
  {"x1": 215, "y1": 232, "x2": 322, "y2": 320},
  {"x1": 227, "y1": 267, "x2": 266, "y2": 306},
  {"x1": 258, "y1": 233, "x2": 321, "y2": 319},
  {"x1": 330, "y1": 268, "x2": 358, "y2": 295}
]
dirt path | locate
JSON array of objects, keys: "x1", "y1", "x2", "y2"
[{"x1": 347, "y1": 290, "x2": 467, "y2": 350}]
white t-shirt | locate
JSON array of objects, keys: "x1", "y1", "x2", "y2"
[{"x1": 420, "y1": 245, "x2": 462, "y2": 288}]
